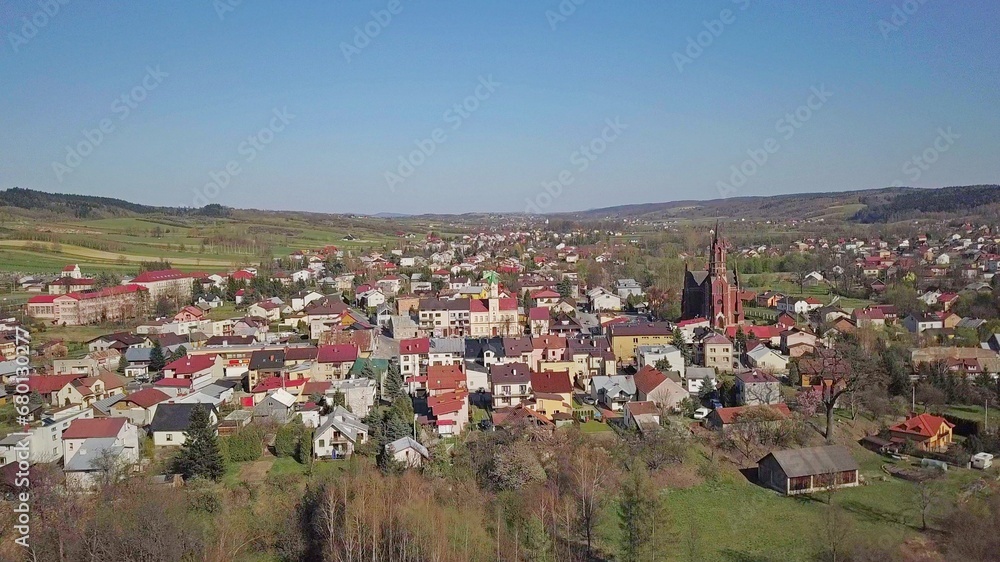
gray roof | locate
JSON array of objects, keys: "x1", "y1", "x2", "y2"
[
  {"x1": 761, "y1": 445, "x2": 859, "y2": 478},
  {"x1": 63, "y1": 438, "x2": 123, "y2": 472},
  {"x1": 686, "y1": 366, "x2": 717, "y2": 381},
  {"x1": 590, "y1": 375, "x2": 636, "y2": 397},
  {"x1": 91, "y1": 394, "x2": 126, "y2": 415},
  {"x1": 150, "y1": 403, "x2": 217, "y2": 433},
  {"x1": 430, "y1": 337, "x2": 466, "y2": 354},
  {"x1": 125, "y1": 347, "x2": 152, "y2": 362},
  {"x1": 386, "y1": 436, "x2": 429, "y2": 459},
  {"x1": 316, "y1": 406, "x2": 368, "y2": 444}
]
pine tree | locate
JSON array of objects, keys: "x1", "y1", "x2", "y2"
[
  {"x1": 618, "y1": 466, "x2": 669, "y2": 562},
  {"x1": 383, "y1": 362, "x2": 405, "y2": 402},
  {"x1": 116, "y1": 355, "x2": 127, "y2": 374},
  {"x1": 557, "y1": 277, "x2": 572, "y2": 298},
  {"x1": 149, "y1": 340, "x2": 166, "y2": 373},
  {"x1": 174, "y1": 405, "x2": 224, "y2": 481}
]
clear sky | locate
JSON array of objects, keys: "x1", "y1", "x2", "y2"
[{"x1": 1, "y1": 0, "x2": 998, "y2": 215}]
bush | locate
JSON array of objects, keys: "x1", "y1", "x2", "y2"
[
  {"x1": 274, "y1": 424, "x2": 299, "y2": 458},
  {"x1": 225, "y1": 425, "x2": 265, "y2": 463}
]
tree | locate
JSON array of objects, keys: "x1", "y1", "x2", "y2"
[
  {"x1": 168, "y1": 345, "x2": 187, "y2": 363},
  {"x1": 671, "y1": 327, "x2": 692, "y2": 366},
  {"x1": 617, "y1": 465, "x2": 669, "y2": 562},
  {"x1": 117, "y1": 354, "x2": 128, "y2": 374},
  {"x1": 557, "y1": 277, "x2": 572, "y2": 299},
  {"x1": 174, "y1": 405, "x2": 224, "y2": 481},
  {"x1": 794, "y1": 387, "x2": 822, "y2": 418},
  {"x1": 383, "y1": 362, "x2": 405, "y2": 402},
  {"x1": 275, "y1": 422, "x2": 301, "y2": 458},
  {"x1": 569, "y1": 446, "x2": 611, "y2": 558},
  {"x1": 149, "y1": 340, "x2": 166, "y2": 373},
  {"x1": 654, "y1": 358, "x2": 674, "y2": 372},
  {"x1": 804, "y1": 335, "x2": 887, "y2": 444}
]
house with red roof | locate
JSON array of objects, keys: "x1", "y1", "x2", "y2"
[
  {"x1": 314, "y1": 344, "x2": 359, "y2": 381},
  {"x1": 56, "y1": 372, "x2": 127, "y2": 408},
  {"x1": 624, "y1": 400, "x2": 661, "y2": 431},
  {"x1": 399, "y1": 337, "x2": 430, "y2": 389},
  {"x1": 174, "y1": 305, "x2": 206, "y2": 323},
  {"x1": 162, "y1": 354, "x2": 219, "y2": 388},
  {"x1": 109, "y1": 388, "x2": 171, "y2": 426},
  {"x1": 888, "y1": 413, "x2": 955, "y2": 452},
  {"x1": 528, "y1": 370, "x2": 573, "y2": 420},
  {"x1": 62, "y1": 417, "x2": 139, "y2": 487},
  {"x1": 29, "y1": 374, "x2": 86, "y2": 406},
  {"x1": 528, "y1": 307, "x2": 551, "y2": 336},
  {"x1": 531, "y1": 288, "x2": 561, "y2": 308},
  {"x1": 633, "y1": 365, "x2": 687, "y2": 411},
  {"x1": 27, "y1": 285, "x2": 149, "y2": 326}
]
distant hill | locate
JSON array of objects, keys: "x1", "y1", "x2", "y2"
[
  {"x1": 0, "y1": 187, "x2": 229, "y2": 219},
  {"x1": 557, "y1": 185, "x2": 1000, "y2": 223}
]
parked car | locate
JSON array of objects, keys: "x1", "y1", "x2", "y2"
[{"x1": 693, "y1": 407, "x2": 711, "y2": 420}]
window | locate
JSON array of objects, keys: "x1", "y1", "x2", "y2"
[
  {"x1": 318, "y1": 439, "x2": 325, "y2": 448},
  {"x1": 166, "y1": 434, "x2": 174, "y2": 442}
]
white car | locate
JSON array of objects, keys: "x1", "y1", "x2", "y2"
[{"x1": 693, "y1": 407, "x2": 711, "y2": 420}]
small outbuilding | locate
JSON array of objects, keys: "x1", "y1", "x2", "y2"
[{"x1": 757, "y1": 445, "x2": 860, "y2": 496}]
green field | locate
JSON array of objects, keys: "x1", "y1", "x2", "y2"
[{"x1": 0, "y1": 213, "x2": 409, "y2": 274}]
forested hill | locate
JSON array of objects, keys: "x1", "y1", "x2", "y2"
[
  {"x1": 0, "y1": 187, "x2": 229, "y2": 218},
  {"x1": 850, "y1": 184, "x2": 1000, "y2": 223}
]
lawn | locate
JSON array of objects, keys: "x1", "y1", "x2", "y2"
[
  {"x1": 578, "y1": 420, "x2": 613, "y2": 433},
  {"x1": 590, "y1": 444, "x2": 985, "y2": 561}
]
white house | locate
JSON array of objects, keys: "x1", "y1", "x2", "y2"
[
  {"x1": 385, "y1": 436, "x2": 430, "y2": 468},
  {"x1": 149, "y1": 403, "x2": 219, "y2": 447},
  {"x1": 636, "y1": 344, "x2": 685, "y2": 379},
  {"x1": 62, "y1": 418, "x2": 139, "y2": 488},
  {"x1": 313, "y1": 407, "x2": 369, "y2": 460}
]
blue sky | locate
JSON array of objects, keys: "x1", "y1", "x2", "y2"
[{"x1": 1, "y1": 0, "x2": 997, "y2": 214}]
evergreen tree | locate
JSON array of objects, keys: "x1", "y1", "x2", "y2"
[
  {"x1": 168, "y1": 345, "x2": 187, "y2": 363},
  {"x1": 149, "y1": 340, "x2": 166, "y2": 373},
  {"x1": 671, "y1": 327, "x2": 692, "y2": 366},
  {"x1": 522, "y1": 515, "x2": 554, "y2": 562},
  {"x1": 618, "y1": 466, "x2": 669, "y2": 562},
  {"x1": 383, "y1": 362, "x2": 405, "y2": 402},
  {"x1": 174, "y1": 405, "x2": 224, "y2": 481},
  {"x1": 557, "y1": 277, "x2": 573, "y2": 299},
  {"x1": 116, "y1": 354, "x2": 127, "y2": 374}
]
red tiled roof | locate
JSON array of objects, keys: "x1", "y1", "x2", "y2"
[
  {"x1": 231, "y1": 270, "x2": 255, "y2": 280},
  {"x1": 28, "y1": 295, "x2": 58, "y2": 304},
  {"x1": 532, "y1": 335, "x2": 567, "y2": 350},
  {"x1": 530, "y1": 370, "x2": 572, "y2": 394},
  {"x1": 163, "y1": 355, "x2": 215, "y2": 376},
  {"x1": 428, "y1": 390, "x2": 468, "y2": 416},
  {"x1": 400, "y1": 338, "x2": 430, "y2": 355},
  {"x1": 427, "y1": 364, "x2": 466, "y2": 392},
  {"x1": 250, "y1": 377, "x2": 306, "y2": 393},
  {"x1": 154, "y1": 378, "x2": 193, "y2": 388},
  {"x1": 531, "y1": 289, "x2": 560, "y2": 299},
  {"x1": 890, "y1": 413, "x2": 955, "y2": 439},
  {"x1": 317, "y1": 344, "x2": 359, "y2": 363},
  {"x1": 28, "y1": 374, "x2": 84, "y2": 394},
  {"x1": 131, "y1": 269, "x2": 190, "y2": 283},
  {"x1": 633, "y1": 365, "x2": 668, "y2": 395},
  {"x1": 123, "y1": 388, "x2": 170, "y2": 408},
  {"x1": 529, "y1": 307, "x2": 550, "y2": 321},
  {"x1": 625, "y1": 400, "x2": 659, "y2": 416},
  {"x1": 62, "y1": 418, "x2": 126, "y2": 439}
]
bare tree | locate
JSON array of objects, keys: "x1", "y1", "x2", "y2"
[{"x1": 799, "y1": 336, "x2": 886, "y2": 444}]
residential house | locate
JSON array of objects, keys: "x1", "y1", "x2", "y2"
[
  {"x1": 888, "y1": 413, "x2": 955, "y2": 452},
  {"x1": 705, "y1": 404, "x2": 792, "y2": 432},
  {"x1": 385, "y1": 436, "x2": 430, "y2": 468},
  {"x1": 702, "y1": 334, "x2": 734, "y2": 373},
  {"x1": 490, "y1": 362, "x2": 532, "y2": 409},
  {"x1": 528, "y1": 370, "x2": 574, "y2": 420},
  {"x1": 314, "y1": 344, "x2": 359, "y2": 381},
  {"x1": 253, "y1": 389, "x2": 298, "y2": 424},
  {"x1": 633, "y1": 365, "x2": 687, "y2": 411},
  {"x1": 637, "y1": 344, "x2": 685, "y2": 379},
  {"x1": 149, "y1": 403, "x2": 219, "y2": 447},
  {"x1": 735, "y1": 369, "x2": 782, "y2": 406},
  {"x1": 62, "y1": 417, "x2": 140, "y2": 489},
  {"x1": 313, "y1": 407, "x2": 369, "y2": 459},
  {"x1": 589, "y1": 375, "x2": 636, "y2": 412},
  {"x1": 623, "y1": 401, "x2": 660, "y2": 431},
  {"x1": 107, "y1": 388, "x2": 171, "y2": 426}
]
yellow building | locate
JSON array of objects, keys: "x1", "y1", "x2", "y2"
[{"x1": 607, "y1": 323, "x2": 674, "y2": 364}]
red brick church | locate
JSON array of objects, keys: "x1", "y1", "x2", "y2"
[{"x1": 681, "y1": 224, "x2": 745, "y2": 328}]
